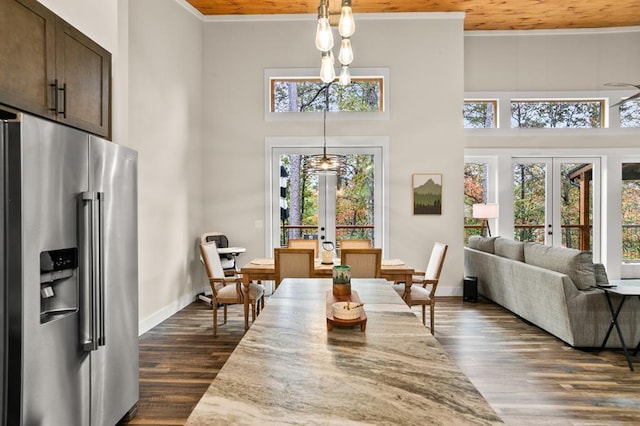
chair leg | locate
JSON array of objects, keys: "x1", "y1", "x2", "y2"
[
  {"x1": 213, "y1": 302, "x2": 218, "y2": 337},
  {"x1": 223, "y1": 304, "x2": 228, "y2": 325},
  {"x1": 251, "y1": 302, "x2": 257, "y2": 322},
  {"x1": 421, "y1": 305, "x2": 426, "y2": 326},
  {"x1": 429, "y1": 303, "x2": 435, "y2": 335}
]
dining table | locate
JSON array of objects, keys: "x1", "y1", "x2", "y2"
[
  {"x1": 239, "y1": 257, "x2": 414, "y2": 331},
  {"x1": 186, "y1": 278, "x2": 502, "y2": 425}
]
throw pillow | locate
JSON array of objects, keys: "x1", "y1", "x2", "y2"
[
  {"x1": 523, "y1": 242, "x2": 596, "y2": 290},
  {"x1": 494, "y1": 237, "x2": 525, "y2": 261},
  {"x1": 593, "y1": 263, "x2": 609, "y2": 284},
  {"x1": 467, "y1": 235, "x2": 497, "y2": 254}
]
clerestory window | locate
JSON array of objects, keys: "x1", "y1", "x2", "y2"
[
  {"x1": 510, "y1": 99, "x2": 604, "y2": 128},
  {"x1": 620, "y1": 100, "x2": 640, "y2": 128},
  {"x1": 270, "y1": 77, "x2": 384, "y2": 113},
  {"x1": 463, "y1": 100, "x2": 497, "y2": 128}
]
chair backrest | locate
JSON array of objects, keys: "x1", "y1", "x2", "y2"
[
  {"x1": 201, "y1": 231, "x2": 229, "y2": 248},
  {"x1": 274, "y1": 248, "x2": 315, "y2": 287},
  {"x1": 340, "y1": 248, "x2": 382, "y2": 278},
  {"x1": 288, "y1": 239, "x2": 319, "y2": 258},
  {"x1": 425, "y1": 242, "x2": 448, "y2": 283},
  {"x1": 339, "y1": 239, "x2": 372, "y2": 250},
  {"x1": 200, "y1": 241, "x2": 226, "y2": 280}
]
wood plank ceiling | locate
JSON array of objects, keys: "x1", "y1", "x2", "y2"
[{"x1": 186, "y1": 0, "x2": 640, "y2": 31}]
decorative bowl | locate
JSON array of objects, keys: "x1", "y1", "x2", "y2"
[{"x1": 332, "y1": 301, "x2": 363, "y2": 320}]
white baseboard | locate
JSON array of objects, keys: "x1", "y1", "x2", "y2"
[{"x1": 138, "y1": 291, "x2": 200, "y2": 336}]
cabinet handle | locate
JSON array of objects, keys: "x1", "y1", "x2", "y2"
[
  {"x1": 49, "y1": 80, "x2": 58, "y2": 113},
  {"x1": 57, "y1": 83, "x2": 67, "y2": 117}
]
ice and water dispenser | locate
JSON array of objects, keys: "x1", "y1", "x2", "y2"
[{"x1": 40, "y1": 248, "x2": 78, "y2": 323}]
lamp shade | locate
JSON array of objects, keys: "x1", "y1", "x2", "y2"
[{"x1": 472, "y1": 203, "x2": 499, "y2": 219}]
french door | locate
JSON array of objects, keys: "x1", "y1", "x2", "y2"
[
  {"x1": 267, "y1": 137, "x2": 388, "y2": 255},
  {"x1": 512, "y1": 157, "x2": 600, "y2": 257}
]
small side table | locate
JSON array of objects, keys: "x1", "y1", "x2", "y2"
[{"x1": 599, "y1": 279, "x2": 640, "y2": 371}]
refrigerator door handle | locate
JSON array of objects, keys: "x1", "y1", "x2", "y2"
[
  {"x1": 97, "y1": 192, "x2": 106, "y2": 347},
  {"x1": 80, "y1": 191, "x2": 99, "y2": 352}
]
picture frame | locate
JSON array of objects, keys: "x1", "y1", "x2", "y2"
[{"x1": 412, "y1": 173, "x2": 442, "y2": 215}]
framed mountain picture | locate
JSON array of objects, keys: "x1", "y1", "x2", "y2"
[{"x1": 412, "y1": 173, "x2": 442, "y2": 215}]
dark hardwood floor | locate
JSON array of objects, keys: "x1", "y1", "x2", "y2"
[{"x1": 122, "y1": 297, "x2": 640, "y2": 425}]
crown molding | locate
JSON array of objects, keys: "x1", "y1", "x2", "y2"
[
  {"x1": 202, "y1": 12, "x2": 465, "y2": 23},
  {"x1": 465, "y1": 25, "x2": 640, "y2": 37}
]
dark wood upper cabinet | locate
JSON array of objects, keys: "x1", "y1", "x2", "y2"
[{"x1": 0, "y1": 0, "x2": 111, "y2": 139}]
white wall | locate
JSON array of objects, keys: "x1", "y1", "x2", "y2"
[
  {"x1": 201, "y1": 14, "x2": 466, "y2": 296},
  {"x1": 465, "y1": 28, "x2": 640, "y2": 92},
  {"x1": 129, "y1": 0, "x2": 204, "y2": 331},
  {"x1": 39, "y1": 0, "x2": 117, "y2": 52}
]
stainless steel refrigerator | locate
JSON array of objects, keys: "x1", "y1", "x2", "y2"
[{"x1": 0, "y1": 108, "x2": 138, "y2": 425}]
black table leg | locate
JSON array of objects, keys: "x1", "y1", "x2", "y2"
[{"x1": 601, "y1": 291, "x2": 633, "y2": 371}]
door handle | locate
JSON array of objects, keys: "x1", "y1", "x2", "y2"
[
  {"x1": 57, "y1": 83, "x2": 67, "y2": 117},
  {"x1": 49, "y1": 80, "x2": 58, "y2": 113},
  {"x1": 96, "y1": 192, "x2": 106, "y2": 347},
  {"x1": 80, "y1": 192, "x2": 98, "y2": 352}
]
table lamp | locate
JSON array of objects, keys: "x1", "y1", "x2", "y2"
[{"x1": 472, "y1": 203, "x2": 499, "y2": 237}]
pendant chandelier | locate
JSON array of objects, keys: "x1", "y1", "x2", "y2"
[
  {"x1": 315, "y1": 0, "x2": 355, "y2": 85},
  {"x1": 308, "y1": 84, "x2": 344, "y2": 173}
]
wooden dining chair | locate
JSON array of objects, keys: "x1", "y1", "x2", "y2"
[
  {"x1": 200, "y1": 241, "x2": 264, "y2": 336},
  {"x1": 274, "y1": 248, "x2": 315, "y2": 290},
  {"x1": 393, "y1": 242, "x2": 448, "y2": 335},
  {"x1": 340, "y1": 248, "x2": 382, "y2": 278},
  {"x1": 288, "y1": 239, "x2": 319, "y2": 258},
  {"x1": 339, "y1": 239, "x2": 372, "y2": 250}
]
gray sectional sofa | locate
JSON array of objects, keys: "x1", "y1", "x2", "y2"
[{"x1": 464, "y1": 236, "x2": 640, "y2": 348}]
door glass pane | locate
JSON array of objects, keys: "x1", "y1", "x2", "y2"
[
  {"x1": 279, "y1": 154, "x2": 318, "y2": 246},
  {"x1": 622, "y1": 163, "x2": 640, "y2": 262},
  {"x1": 513, "y1": 163, "x2": 546, "y2": 242},
  {"x1": 279, "y1": 153, "x2": 375, "y2": 247},
  {"x1": 464, "y1": 162, "x2": 489, "y2": 241},
  {"x1": 336, "y1": 154, "x2": 375, "y2": 243},
  {"x1": 559, "y1": 162, "x2": 593, "y2": 250}
]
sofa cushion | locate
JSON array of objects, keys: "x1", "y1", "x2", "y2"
[
  {"x1": 494, "y1": 238, "x2": 525, "y2": 262},
  {"x1": 593, "y1": 263, "x2": 609, "y2": 284},
  {"x1": 468, "y1": 236, "x2": 497, "y2": 253},
  {"x1": 523, "y1": 242, "x2": 596, "y2": 290}
]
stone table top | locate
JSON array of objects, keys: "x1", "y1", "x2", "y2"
[{"x1": 186, "y1": 278, "x2": 502, "y2": 425}]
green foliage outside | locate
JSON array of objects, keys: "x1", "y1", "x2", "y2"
[
  {"x1": 280, "y1": 153, "x2": 374, "y2": 245},
  {"x1": 622, "y1": 163, "x2": 640, "y2": 262},
  {"x1": 272, "y1": 79, "x2": 381, "y2": 112},
  {"x1": 620, "y1": 100, "x2": 640, "y2": 128},
  {"x1": 463, "y1": 163, "x2": 486, "y2": 242},
  {"x1": 511, "y1": 100, "x2": 603, "y2": 128},
  {"x1": 463, "y1": 101, "x2": 496, "y2": 128}
]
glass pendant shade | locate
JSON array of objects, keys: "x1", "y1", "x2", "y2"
[
  {"x1": 338, "y1": 38, "x2": 353, "y2": 65},
  {"x1": 320, "y1": 53, "x2": 336, "y2": 83},
  {"x1": 338, "y1": 5, "x2": 355, "y2": 37},
  {"x1": 315, "y1": 17, "x2": 333, "y2": 51},
  {"x1": 339, "y1": 66, "x2": 351, "y2": 86}
]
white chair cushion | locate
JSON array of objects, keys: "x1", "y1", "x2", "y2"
[
  {"x1": 392, "y1": 283, "x2": 431, "y2": 302},
  {"x1": 217, "y1": 284, "x2": 240, "y2": 298},
  {"x1": 217, "y1": 282, "x2": 264, "y2": 300},
  {"x1": 248, "y1": 282, "x2": 265, "y2": 299}
]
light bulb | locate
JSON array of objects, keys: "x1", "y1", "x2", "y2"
[
  {"x1": 339, "y1": 66, "x2": 351, "y2": 86},
  {"x1": 315, "y1": 17, "x2": 333, "y2": 51},
  {"x1": 338, "y1": 38, "x2": 353, "y2": 65},
  {"x1": 320, "y1": 53, "x2": 336, "y2": 83},
  {"x1": 338, "y1": 5, "x2": 355, "y2": 37}
]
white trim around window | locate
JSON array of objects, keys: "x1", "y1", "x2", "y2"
[{"x1": 264, "y1": 68, "x2": 391, "y2": 122}]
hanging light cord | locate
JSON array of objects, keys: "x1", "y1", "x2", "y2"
[{"x1": 323, "y1": 83, "x2": 330, "y2": 157}]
